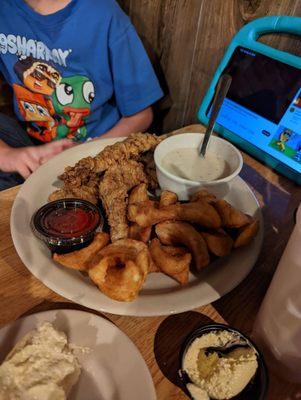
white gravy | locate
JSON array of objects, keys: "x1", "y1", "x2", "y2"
[{"x1": 161, "y1": 148, "x2": 231, "y2": 182}]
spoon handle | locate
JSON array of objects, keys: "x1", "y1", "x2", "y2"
[{"x1": 199, "y1": 74, "x2": 232, "y2": 157}]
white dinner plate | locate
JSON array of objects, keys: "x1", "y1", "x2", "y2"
[
  {"x1": 0, "y1": 309, "x2": 156, "y2": 400},
  {"x1": 11, "y1": 137, "x2": 263, "y2": 316}
]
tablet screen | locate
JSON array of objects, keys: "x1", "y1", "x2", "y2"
[{"x1": 208, "y1": 46, "x2": 301, "y2": 173}]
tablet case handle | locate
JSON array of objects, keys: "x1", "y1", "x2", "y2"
[
  {"x1": 235, "y1": 16, "x2": 301, "y2": 65},
  {"x1": 237, "y1": 15, "x2": 301, "y2": 40}
]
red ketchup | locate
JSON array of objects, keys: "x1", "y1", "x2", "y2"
[
  {"x1": 31, "y1": 199, "x2": 102, "y2": 253},
  {"x1": 42, "y1": 207, "x2": 99, "y2": 238}
]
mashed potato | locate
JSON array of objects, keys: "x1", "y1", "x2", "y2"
[{"x1": 0, "y1": 322, "x2": 81, "y2": 400}]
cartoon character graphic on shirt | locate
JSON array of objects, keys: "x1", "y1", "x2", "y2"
[
  {"x1": 13, "y1": 84, "x2": 56, "y2": 142},
  {"x1": 13, "y1": 56, "x2": 62, "y2": 141},
  {"x1": 12, "y1": 56, "x2": 95, "y2": 142},
  {"x1": 14, "y1": 56, "x2": 61, "y2": 97},
  {"x1": 52, "y1": 76, "x2": 95, "y2": 141}
]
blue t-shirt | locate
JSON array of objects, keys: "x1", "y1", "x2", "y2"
[{"x1": 0, "y1": 0, "x2": 163, "y2": 142}]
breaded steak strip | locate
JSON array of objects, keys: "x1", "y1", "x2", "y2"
[
  {"x1": 138, "y1": 150, "x2": 159, "y2": 191},
  {"x1": 98, "y1": 160, "x2": 147, "y2": 241},
  {"x1": 49, "y1": 133, "x2": 164, "y2": 228},
  {"x1": 59, "y1": 133, "x2": 163, "y2": 185},
  {"x1": 49, "y1": 186, "x2": 99, "y2": 204},
  {"x1": 49, "y1": 169, "x2": 100, "y2": 204}
]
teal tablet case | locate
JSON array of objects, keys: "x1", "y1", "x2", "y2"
[{"x1": 198, "y1": 16, "x2": 301, "y2": 184}]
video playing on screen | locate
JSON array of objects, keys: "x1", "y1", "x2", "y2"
[{"x1": 208, "y1": 46, "x2": 301, "y2": 173}]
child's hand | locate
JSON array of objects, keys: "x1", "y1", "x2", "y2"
[{"x1": 0, "y1": 140, "x2": 75, "y2": 178}]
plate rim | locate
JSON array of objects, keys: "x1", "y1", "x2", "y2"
[{"x1": 10, "y1": 138, "x2": 263, "y2": 317}]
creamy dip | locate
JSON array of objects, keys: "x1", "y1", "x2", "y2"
[
  {"x1": 182, "y1": 330, "x2": 258, "y2": 400},
  {"x1": 0, "y1": 322, "x2": 82, "y2": 400},
  {"x1": 161, "y1": 148, "x2": 232, "y2": 182}
]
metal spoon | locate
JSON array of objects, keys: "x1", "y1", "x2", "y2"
[{"x1": 199, "y1": 74, "x2": 232, "y2": 157}]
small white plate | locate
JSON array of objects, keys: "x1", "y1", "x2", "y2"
[
  {"x1": 11, "y1": 137, "x2": 263, "y2": 316},
  {"x1": 0, "y1": 309, "x2": 156, "y2": 400}
]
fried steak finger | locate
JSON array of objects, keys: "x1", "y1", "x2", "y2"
[
  {"x1": 92, "y1": 132, "x2": 163, "y2": 173},
  {"x1": 98, "y1": 160, "x2": 147, "y2": 242},
  {"x1": 53, "y1": 232, "x2": 110, "y2": 270},
  {"x1": 51, "y1": 133, "x2": 163, "y2": 232},
  {"x1": 138, "y1": 149, "x2": 161, "y2": 191},
  {"x1": 155, "y1": 222, "x2": 210, "y2": 271},
  {"x1": 60, "y1": 133, "x2": 163, "y2": 181},
  {"x1": 50, "y1": 164, "x2": 100, "y2": 204},
  {"x1": 49, "y1": 186, "x2": 99, "y2": 205}
]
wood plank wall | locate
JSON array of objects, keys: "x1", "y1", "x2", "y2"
[{"x1": 117, "y1": 0, "x2": 301, "y2": 133}]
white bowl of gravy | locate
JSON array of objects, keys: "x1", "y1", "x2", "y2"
[{"x1": 154, "y1": 133, "x2": 243, "y2": 200}]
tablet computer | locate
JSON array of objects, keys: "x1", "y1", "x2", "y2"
[{"x1": 198, "y1": 16, "x2": 301, "y2": 184}]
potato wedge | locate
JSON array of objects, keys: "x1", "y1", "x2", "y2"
[
  {"x1": 214, "y1": 199, "x2": 250, "y2": 228},
  {"x1": 53, "y1": 232, "x2": 110, "y2": 271},
  {"x1": 234, "y1": 220, "x2": 260, "y2": 248},
  {"x1": 155, "y1": 221, "x2": 210, "y2": 271},
  {"x1": 201, "y1": 230, "x2": 233, "y2": 257}
]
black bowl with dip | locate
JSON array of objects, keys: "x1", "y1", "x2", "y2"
[
  {"x1": 179, "y1": 323, "x2": 268, "y2": 400},
  {"x1": 31, "y1": 199, "x2": 103, "y2": 253}
]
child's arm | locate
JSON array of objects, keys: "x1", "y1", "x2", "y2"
[{"x1": 98, "y1": 106, "x2": 153, "y2": 139}]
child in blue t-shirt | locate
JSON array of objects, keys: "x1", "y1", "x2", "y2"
[{"x1": 0, "y1": 0, "x2": 163, "y2": 189}]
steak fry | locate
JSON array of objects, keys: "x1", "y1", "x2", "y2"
[
  {"x1": 214, "y1": 199, "x2": 250, "y2": 228},
  {"x1": 234, "y1": 220, "x2": 260, "y2": 248},
  {"x1": 190, "y1": 190, "x2": 217, "y2": 204},
  {"x1": 149, "y1": 238, "x2": 191, "y2": 284},
  {"x1": 88, "y1": 239, "x2": 150, "y2": 302},
  {"x1": 128, "y1": 224, "x2": 152, "y2": 243},
  {"x1": 53, "y1": 232, "x2": 110, "y2": 270},
  {"x1": 128, "y1": 201, "x2": 221, "y2": 229},
  {"x1": 99, "y1": 160, "x2": 147, "y2": 242},
  {"x1": 201, "y1": 230, "x2": 233, "y2": 257},
  {"x1": 156, "y1": 221, "x2": 210, "y2": 271},
  {"x1": 128, "y1": 183, "x2": 149, "y2": 204},
  {"x1": 128, "y1": 183, "x2": 152, "y2": 243},
  {"x1": 159, "y1": 191, "x2": 178, "y2": 207}
]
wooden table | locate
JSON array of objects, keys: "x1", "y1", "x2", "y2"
[{"x1": 0, "y1": 125, "x2": 300, "y2": 399}]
